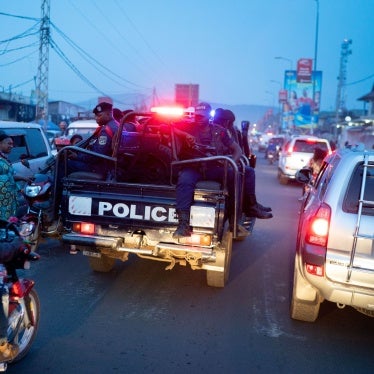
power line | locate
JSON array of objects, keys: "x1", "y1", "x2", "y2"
[
  {"x1": 344, "y1": 73, "x2": 374, "y2": 87},
  {"x1": 50, "y1": 21, "x2": 148, "y2": 89},
  {"x1": 0, "y1": 11, "x2": 39, "y2": 21}
]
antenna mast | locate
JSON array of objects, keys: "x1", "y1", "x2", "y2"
[{"x1": 335, "y1": 39, "x2": 352, "y2": 122}]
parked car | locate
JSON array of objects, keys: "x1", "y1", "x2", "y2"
[
  {"x1": 54, "y1": 120, "x2": 98, "y2": 150},
  {"x1": 291, "y1": 145, "x2": 374, "y2": 322},
  {"x1": 0, "y1": 121, "x2": 55, "y2": 178},
  {"x1": 278, "y1": 135, "x2": 331, "y2": 184}
]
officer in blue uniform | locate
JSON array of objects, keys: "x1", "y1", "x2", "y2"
[
  {"x1": 173, "y1": 102, "x2": 242, "y2": 238},
  {"x1": 68, "y1": 102, "x2": 119, "y2": 175}
]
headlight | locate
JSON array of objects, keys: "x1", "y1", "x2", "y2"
[
  {"x1": 25, "y1": 185, "x2": 42, "y2": 197},
  {"x1": 18, "y1": 221, "x2": 36, "y2": 237}
]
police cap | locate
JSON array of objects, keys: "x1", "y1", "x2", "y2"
[{"x1": 93, "y1": 102, "x2": 113, "y2": 115}]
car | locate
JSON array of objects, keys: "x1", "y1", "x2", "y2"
[
  {"x1": 0, "y1": 121, "x2": 55, "y2": 179},
  {"x1": 278, "y1": 135, "x2": 331, "y2": 184},
  {"x1": 291, "y1": 145, "x2": 374, "y2": 322},
  {"x1": 54, "y1": 119, "x2": 98, "y2": 150}
]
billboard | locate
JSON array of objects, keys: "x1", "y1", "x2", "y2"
[
  {"x1": 282, "y1": 70, "x2": 322, "y2": 130},
  {"x1": 175, "y1": 84, "x2": 199, "y2": 108}
]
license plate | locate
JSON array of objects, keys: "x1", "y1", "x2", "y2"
[{"x1": 82, "y1": 250, "x2": 101, "y2": 258}]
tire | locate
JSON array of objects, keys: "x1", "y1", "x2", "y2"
[
  {"x1": 88, "y1": 255, "x2": 116, "y2": 272},
  {"x1": 278, "y1": 169, "x2": 289, "y2": 185},
  {"x1": 206, "y1": 227, "x2": 233, "y2": 288},
  {"x1": 290, "y1": 260, "x2": 320, "y2": 322},
  {"x1": 10, "y1": 288, "x2": 40, "y2": 363}
]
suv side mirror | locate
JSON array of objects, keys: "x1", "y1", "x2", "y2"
[{"x1": 296, "y1": 167, "x2": 312, "y2": 184}]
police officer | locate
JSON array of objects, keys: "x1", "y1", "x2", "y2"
[
  {"x1": 173, "y1": 102, "x2": 243, "y2": 238},
  {"x1": 213, "y1": 109, "x2": 272, "y2": 218},
  {"x1": 68, "y1": 102, "x2": 119, "y2": 175}
]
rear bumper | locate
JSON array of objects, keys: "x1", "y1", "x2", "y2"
[
  {"x1": 303, "y1": 269, "x2": 374, "y2": 311},
  {"x1": 62, "y1": 232, "x2": 214, "y2": 256}
]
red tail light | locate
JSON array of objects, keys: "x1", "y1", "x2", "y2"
[
  {"x1": 73, "y1": 222, "x2": 95, "y2": 235},
  {"x1": 306, "y1": 203, "x2": 331, "y2": 247}
]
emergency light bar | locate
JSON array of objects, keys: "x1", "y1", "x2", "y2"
[{"x1": 151, "y1": 106, "x2": 185, "y2": 117}]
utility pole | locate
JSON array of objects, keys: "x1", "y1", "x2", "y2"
[
  {"x1": 35, "y1": 0, "x2": 50, "y2": 128},
  {"x1": 335, "y1": 39, "x2": 352, "y2": 124}
]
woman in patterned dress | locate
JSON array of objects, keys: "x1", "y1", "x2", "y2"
[{"x1": 0, "y1": 131, "x2": 29, "y2": 220}]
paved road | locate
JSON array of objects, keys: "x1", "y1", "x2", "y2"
[{"x1": 9, "y1": 156, "x2": 374, "y2": 374}]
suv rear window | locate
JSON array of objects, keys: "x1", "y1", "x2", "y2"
[
  {"x1": 293, "y1": 140, "x2": 329, "y2": 153},
  {"x1": 344, "y1": 162, "x2": 374, "y2": 216}
]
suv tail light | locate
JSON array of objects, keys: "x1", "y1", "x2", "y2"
[
  {"x1": 286, "y1": 145, "x2": 293, "y2": 156},
  {"x1": 304, "y1": 203, "x2": 331, "y2": 277},
  {"x1": 306, "y1": 203, "x2": 331, "y2": 247}
]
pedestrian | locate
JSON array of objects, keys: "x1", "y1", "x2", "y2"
[
  {"x1": 0, "y1": 131, "x2": 30, "y2": 220},
  {"x1": 58, "y1": 120, "x2": 68, "y2": 135},
  {"x1": 70, "y1": 134, "x2": 83, "y2": 146}
]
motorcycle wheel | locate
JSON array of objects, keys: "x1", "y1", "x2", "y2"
[{"x1": 8, "y1": 288, "x2": 40, "y2": 363}]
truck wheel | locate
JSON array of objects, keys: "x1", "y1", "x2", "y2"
[
  {"x1": 206, "y1": 228, "x2": 233, "y2": 288},
  {"x1": 290, "y1": 259, "x2": 320, "y2": 322},
  {"x1": 88, "y1": 255, "x2": 115, "y2": 272}
]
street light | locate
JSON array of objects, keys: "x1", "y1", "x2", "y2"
[
  {"x1": 313, "y1": 0, "x2": 319, "y2": 72},
  {"x1": 274, "y1": 56, "x2": 293, "y2": 71},
  {"x1": 311, "y1": 0, "x2": 320, "y2": 135}
]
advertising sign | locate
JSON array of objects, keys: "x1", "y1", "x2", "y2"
[
  {"x1": 297, "y1": 58, "x2": 313, "y2": 83},
  {"x1": 282, "y1": 70, "x2": 322, "y2": 130},
  {"x1": 175, "y1": 84, "x2": 199, "y2": 108}
]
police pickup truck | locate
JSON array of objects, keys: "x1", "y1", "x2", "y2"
[{"x1": 56, "y1": 108, "x2": 254, "y2": 287}]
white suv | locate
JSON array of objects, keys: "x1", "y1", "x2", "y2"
[
  {"x1": 291, "y1": 145, "x2": 374, "y2": 322},
  {"x1": 278, "y1": 135, "x2": 331, "y2": 184}
]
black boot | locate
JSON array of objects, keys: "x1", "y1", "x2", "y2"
[
  {"x1": 257, "y1": 202, "x2": 272, "y2": 212},
  {"x1": 245, "y1": 194, "x2": 273, "y2": 219},
  {"x1": 173, "y1": 210, "x2": 192, "y2": 238}
]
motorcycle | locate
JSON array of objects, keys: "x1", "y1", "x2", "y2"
[
  {"x1": 0, "y1": 219, "x2": 40, "y2": 371},
  {"x1": 17, "y1": 156, "x2": 59, "y2": 252},
  {"x1": 267, "y1": 149, "x2": 276, "y2": 164}
]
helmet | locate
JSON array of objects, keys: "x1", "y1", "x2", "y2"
[
  {"x1": 213, "y1": 108, "x2": 225, "y2": 125},
  {"x1": 223, "y1": 109, "x2": 235, "y2": 122}
]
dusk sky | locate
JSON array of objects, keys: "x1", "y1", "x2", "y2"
[{"x1": 1, "y1": 0, "x2": 373, "y2": 113}]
